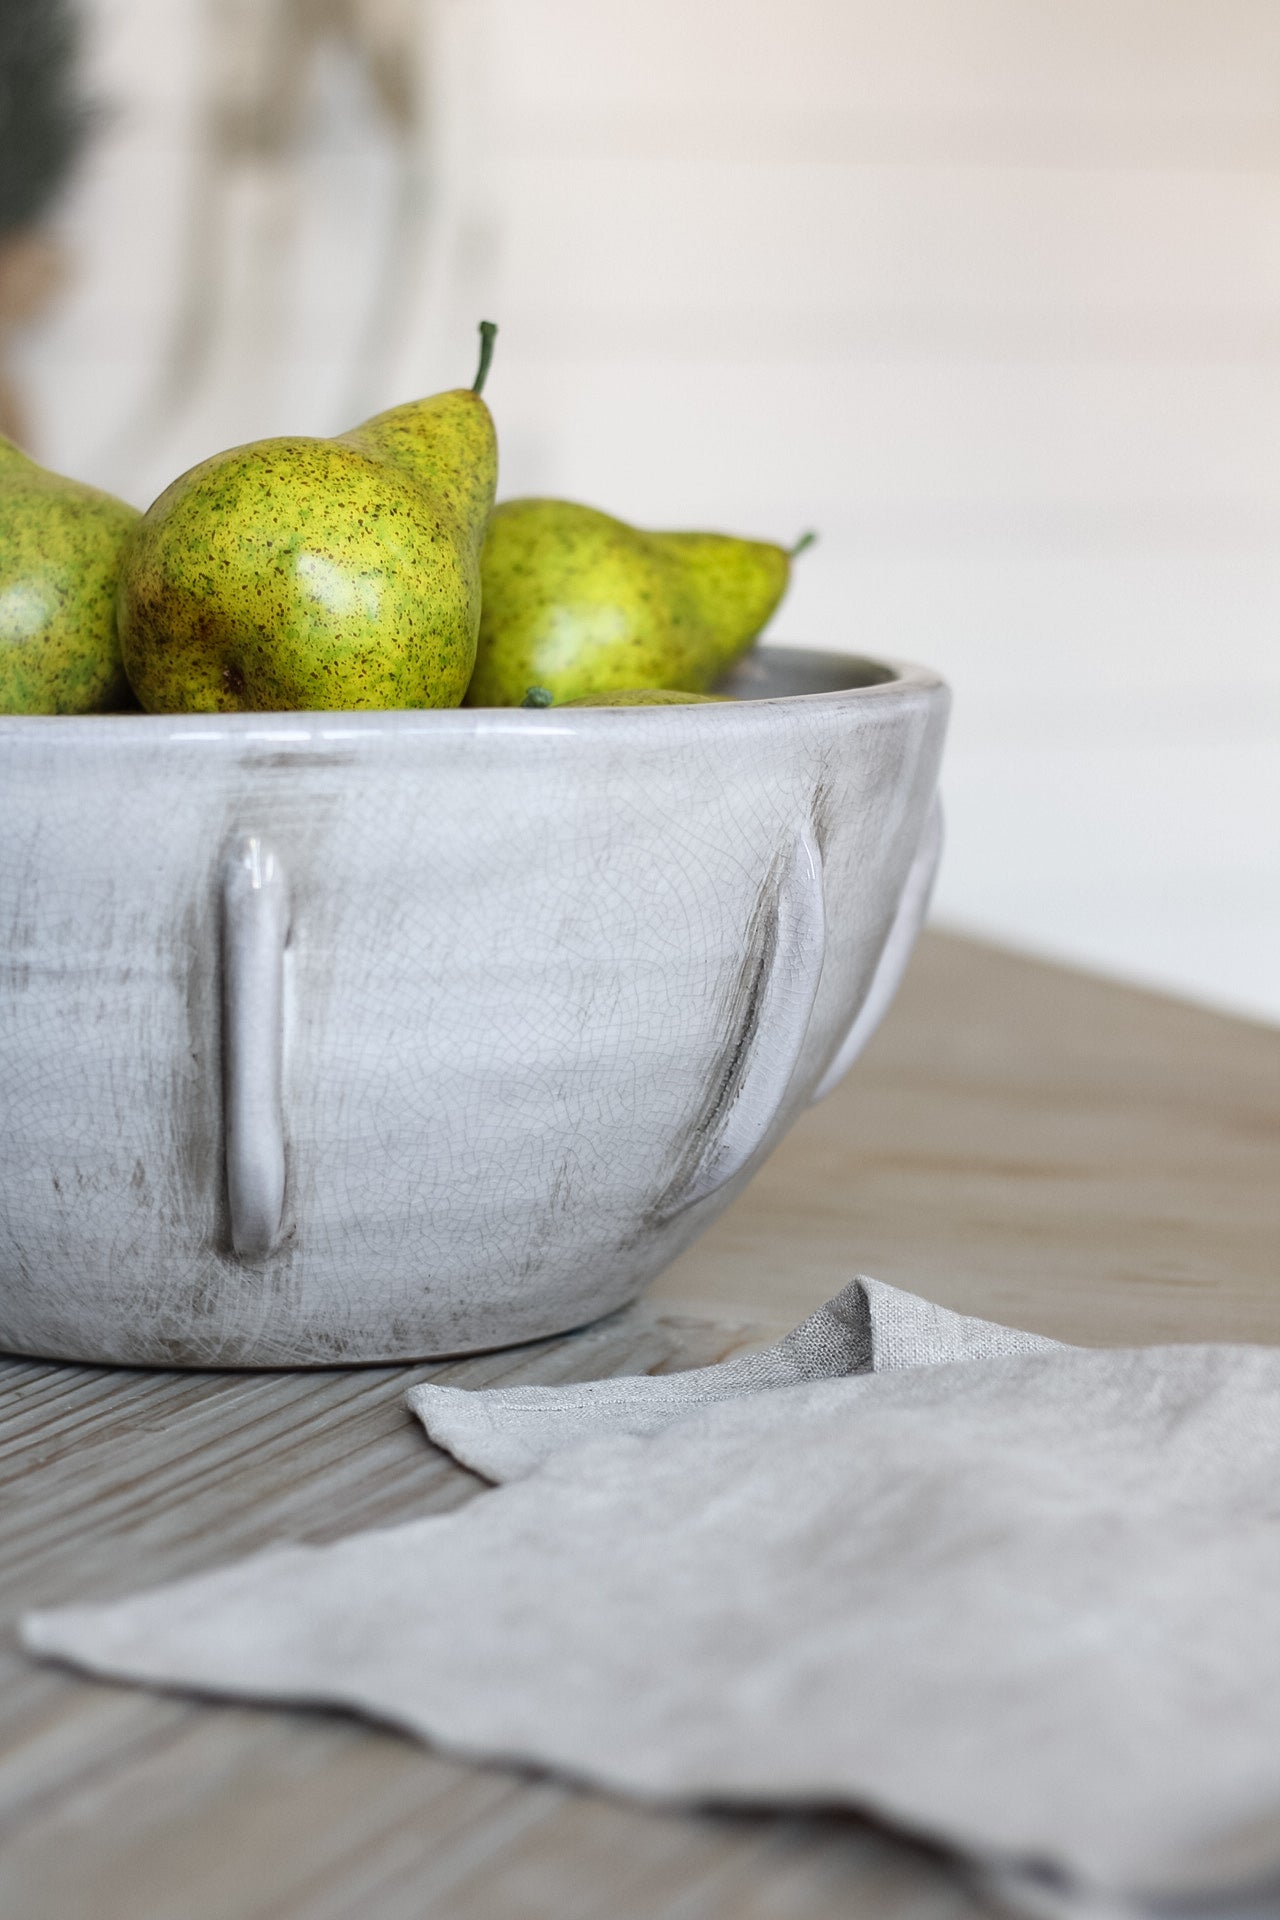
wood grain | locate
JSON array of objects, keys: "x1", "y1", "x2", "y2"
[{"x1": 4, "y1": 930, "x2": 1276, "y2": 1917}]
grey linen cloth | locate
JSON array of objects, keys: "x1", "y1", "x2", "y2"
[
  {"x1": 22, "y1": 1278, "x2": 1280, "y2": 1919},
  {"x1": 406, "y1": 1273, "x2": 1063, "y2": 1480}
]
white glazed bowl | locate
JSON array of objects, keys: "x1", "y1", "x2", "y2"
[{"x1": 0, "y1": 646, "x2": 948, "y2": 1365}]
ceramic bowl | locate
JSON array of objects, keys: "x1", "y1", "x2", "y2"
[{"x1": 0, "y1": 646, "x2": 948, "y2": 1365}]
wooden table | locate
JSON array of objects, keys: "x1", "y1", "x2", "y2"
[{"x1": 2, "y1": 932, "x2": 1276, "y2": 1919}]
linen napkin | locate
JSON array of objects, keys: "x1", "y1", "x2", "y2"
[
  {"x1": 406, "y1": 1272, "x2": 1062, "y2": 1480},
  {"x1": 23, "y1": 1278, "x2": 1280, "y2": 1920}
]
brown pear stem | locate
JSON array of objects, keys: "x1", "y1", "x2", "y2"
[
  {"x1": 790, "y1": 530, "x2": 817, "y2": 559},
  {"x1": 472, "y1": 321, "x2": 498, "y2": 395}
]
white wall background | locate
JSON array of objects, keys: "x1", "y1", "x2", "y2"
[{"x1": 17, "y1": 0, "x2": 1280, "y2": 1023}]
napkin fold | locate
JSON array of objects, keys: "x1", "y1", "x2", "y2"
[
  {"x1": 22, "y1": 1279, "x2": 1280, "y2": 1920},
  {"x1": 407, "y1": 1273, "x2": 1062, "y2": 1480}
]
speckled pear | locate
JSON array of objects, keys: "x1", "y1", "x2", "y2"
[
  {"x1": 0, "y1": 438, "x2": 138, "y2": 714},
  {"x1": 118, "y1": 324, "x2": 499, "y2": 713},
  {"x1": 467, "y1": 499, "x2": 802, "y2": 708}
]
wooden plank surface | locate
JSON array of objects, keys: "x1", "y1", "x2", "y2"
[{"x1": 4, "y1": 929, "x2": 1278, "y2": 1918}]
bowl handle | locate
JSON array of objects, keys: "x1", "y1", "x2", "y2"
[
  {"x1": 221, "y1": 836, "x2": 290, "y2": 1258},
  {"x1": 809, "y1": 793, "x2": 943, "y2": 1104},
  {"x1": 667, "y1": 823, "x2": 826, "y2": 1213}
]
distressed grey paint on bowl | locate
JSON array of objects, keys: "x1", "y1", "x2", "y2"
[{"x1": 0, "y1": 647, "x2": 948, "y2": 1366}]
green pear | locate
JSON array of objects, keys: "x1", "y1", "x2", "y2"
[
  {"x1": 0, "y1": 438, "x2": 138, "y2": 714},
  {"x1": 558, "y1": 688, "x2": 729, "y2": 707},
  {"x1": 119, "y1": 324, "x2": 499, "y2": 713},
  {"x1": 467, "y1": 499, "x2": 803, "y2": 708}
]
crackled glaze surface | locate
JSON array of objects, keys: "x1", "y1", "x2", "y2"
[{"x1": 0, "y1": 646, "x2": 948, "y2": 1365}]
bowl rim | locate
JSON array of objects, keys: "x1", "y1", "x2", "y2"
[{"x1": 0, "y1": 645, "x2": 948, "y2": 744}]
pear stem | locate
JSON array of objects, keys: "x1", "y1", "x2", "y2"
[
  {"x1": 790, "y1": 530, "x2": 817, "y2": 559},
  {"x1": 472, "y1": 321, "x2": 498, "y2": 395}
]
